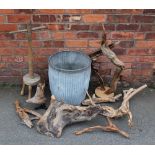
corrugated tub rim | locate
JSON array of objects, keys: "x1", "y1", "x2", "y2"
[{"x1": 48, "y1": 51, "x2": 92, "y2": 72}]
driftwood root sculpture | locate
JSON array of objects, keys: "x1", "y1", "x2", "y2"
[
  {"x1": 15, "y1": 84, "x2": 147, "y2": 138},
  {"x1": 89, "y1": 32, "x2": 125, "y2": 98},
  {"x1": 26, "y1": 82, "x2": 46, "y2": 104},
  {"x1": 75, "y1": 84, "x2": 147, "y2": 137},
  {"x1": 36, "y1": 96, "x2": 101, "y2": 137}
]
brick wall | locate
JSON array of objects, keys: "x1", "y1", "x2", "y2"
[{"x1": 0, "y1": 9, "x2": 155, "y2": 86}]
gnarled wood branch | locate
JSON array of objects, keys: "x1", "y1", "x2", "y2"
[
  {"x1": 74, "y1": 84, "x2": 147, "y2": 136},
  {"x1": 82, "y1": 93, "x2": 122, "y2": 106},
  {"x1": 15, "y1": 100, "x2": 33, "y2": 128},
  {"x1": 100, "y1": 84, "x2": 147, "y2": 127},
  {"x1": 36, "y1": 97, "x2": 101, "y2": 137},
  {"x1": 75, "y1": 117, "x2": 129, "y2": 138},
  {"x1": 23, "y1": 108, "x2": 42, "y2": 119},
  {"x1": 26, "y1": 82, "x2": 46, "y2": 104},
  {"x1": 89, "y1": 33, "x2": 125, "y2": 95}
]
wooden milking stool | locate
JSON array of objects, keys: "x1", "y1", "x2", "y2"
[{"x1": 9, "y1": 22, "x2": 47, "y2": 99}]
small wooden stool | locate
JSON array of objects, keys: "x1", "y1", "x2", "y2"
[{"x1": 21, "y1": 73, "x2": 40, "y2": 99}]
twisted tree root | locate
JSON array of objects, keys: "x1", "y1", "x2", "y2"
[
  {"x1": 15, "y1": 100, "x2": 33, "y2": 128},
  {"x1": 75, "y1": 117, "x2": 129, "y2": 138}
]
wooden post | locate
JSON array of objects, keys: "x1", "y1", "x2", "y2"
[{"x1": 27, "y1": 22, "x2": 34, "y2": 78}]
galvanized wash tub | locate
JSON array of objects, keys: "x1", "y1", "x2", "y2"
[{"x1": 48, "y1": 51, "x2": 91, "y2": 105}]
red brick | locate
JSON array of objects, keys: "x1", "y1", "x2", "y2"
[
  {"x1": 96, "y1": 56, "x2": 111, "y2": 63},
  {"x1": 39, "y1": 9, "x2": 65, "y2": 14},
  {"x1": 119, "y1": 56, "x2": 136, "y2": 63},
  {"x1": 0, "y1": 41, "x2": 19, "y2": 47},
  {"x1": 0, "y1": 9, "x2": 14, "y2": 14},
  {"x1": 90, "y1": 24, "x2": 115, "y2": 31},
  {"x1": 34, "y1": 56, "x2": 47, "y2": 63},
  {"x1": 145, "y1": 33, "x2": 155, "y2": 40},
  {"x1": 65, "y1": 9, "x2": 91, "y2": 14},
  {"x1": 0, "y1": 48, "x2": 13, "y2": 55},
  {"x1": 104, "y1": 24, "x2": 115, "y2": 31},
  {"x1": 0, "y1": 24, "x2": 17, "y2": 32},
  {"x1": 143, "y1": 9, "x2": 155, "y2": 14},
  {"x1": 14, "y1": 9, "x2": 36, "y2": 14},
  {"x1": 53, "y1": 32, "x2": 64, "y2": 39},
  {"x1": 132, "y1": 63, "x2": 153, "y2": 70},
  {"x1": 116, "y1": 24, "x2": 139, "y2": 31},
  {"x1": 65, "y1": 40, "x2": 87, "y2": 47},
  {"x1": 0, "y1": 69, "x2": 22, "y2": 76},
  {"x1": 0, "y1": 16, "x2": 5, "y2": 23},
  {"x1": 64, "y1": 32, "x2": 76, "y2": 39},
  {"x1": 0, "y1": 33, "x2": 14, "y2": 40},
  {"x1": 140, "y1": 24, "x2": 155, "y2": 31},
  {"x1": 43, "y1": 41, "x2": 52, "y2": 47},
  {"x1": 39, "y1": 31, "x2": 51, "y2": 40},
  {"x1": 7, "y1": 62, "x2": 27, "y2": 69},
  {"x1": 77, "y1": 32, "x2": 99, "y2": 39},
  {"x1": 127, "y1": 49, "x2": 149, "y2": 55},
  {"x1": 93, "y1": 9, "x2": 143, "y2": 14},
  {"x1": 15, "y1": 32, "x2": 36, "y2": 40},
  {"x1": 150, "y1": 49, "x2": 155, "y2": 55},
  {"x1": 43, "y1": 41, "x2": 64, "y2": 48},
  {"x1": 19, "y1": 41, "x2": 42, "y2": 47},
  {"x1": 1, "y1": 56, "x2": 16, "y2": 62},
  {"x1": 15, "y1": 33, "x2": 26, "y2": 40},
  {"x1": 34, "y1": 48, "x2": 57, "y2": 55},
  {"x1": 93, "y1": 9, "x2": 115, "y2": 14},
  {"x1": 71, "y1": 24, "x2": 89, "y2": 31},
  {"x1": 13, "y1": 48, "x2": 28, "y2": 55},
  {"x1": 89, "y1": 40, "x2": 101, "y2": 48},
  {"x1": 111, "y1": 32, "x2": 134, "y2": 39},
  {"x1": 35, "y1": 63, "x2": 48, "y2": 69},
  {"x1": 33, "y1": 15, "x2": 50, "y2": 23},
  {"x1": 7, "y1": 15, "x2": 31, "y2": 23},
  {"x1": 31, "y1": 41, "x2": 43, "y2": 47},
  {"x1": 90, "y1": 24, "x2": 103, "y2": 31},
  {"x1": 132, "y1": 15, "x2": 155, "y2": 23},
  {"x1": 132, "y1": 69, "x2": 153, "y2": 76},
  {"x1": 0, "y1": 76, "x2": 22, "y2": 83},
  {"x1": 117, "y1": 9, "x2": 143, "y2": 14},
  {"x1": 135, "y1": 41, "x2": 155, "y2": 48},
  {"x1": 49, "y1": 15, "x2": 56, "y2": 22},
  {"x1": 83, "y1": 14, "x2": 106, "y2": 23},
  {"x1": 52, "y1": 41, "x2": 64, "y2": 48},
  {"x1": 0, "y1": 63, "x2": 6, "y2": 69},
  {"x1": 107, "y1": 15, "x2": 131, "y2": 23},
  {"x1": 119, "y1": 41, "x2": 134, "y2": 48},
  {"x1": 135, "y1": 56, "x2": 155, "y2": 62},
  {"x1": 134, "y1": 33, "x2": 145, "y2": 40},
  {"x1": 113, "y1": 48, "x2": 126, "y2": 55},
  {"x1": 48, "y1": 24, "x2": 64, "y2": 30}
]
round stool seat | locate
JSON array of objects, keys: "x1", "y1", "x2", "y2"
[{"x1": 23, "y1": 73, "x2": 40, "y2": 86}]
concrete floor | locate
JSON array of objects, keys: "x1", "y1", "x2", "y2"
[{"x1": 0, "y1": 85, "x2": 155, "y2": 145}]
